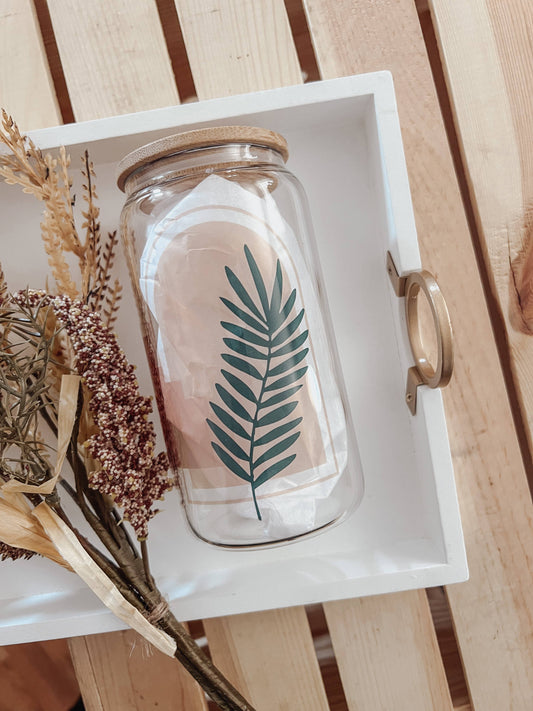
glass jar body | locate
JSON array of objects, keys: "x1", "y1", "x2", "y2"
[{"x1": 120, "y1": 143, "x2": 364, "y2": 547}]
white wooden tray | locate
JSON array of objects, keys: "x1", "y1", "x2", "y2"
[{"x1": 0, "y1": 72, "x2": 467, "y2": 645}]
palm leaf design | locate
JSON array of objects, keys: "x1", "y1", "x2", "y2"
[{"x1": 207, "y1": 244, "x2": 309, "y2": 520}]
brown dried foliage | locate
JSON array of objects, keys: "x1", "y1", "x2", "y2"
[
  {"x1": 103, "y1": 279, "x2": 122, "y2": 329},
  {"x1": 88, "y1": 230, "x2": 122, "y2": 320}
]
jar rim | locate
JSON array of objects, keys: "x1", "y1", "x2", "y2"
[{"x1": 116, "y1": 125, "x2": 289, "y2": 192}]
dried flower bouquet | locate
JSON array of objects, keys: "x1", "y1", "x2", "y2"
[{"x1": 0, "y1": 112, "x2": 255, "y2": 711}]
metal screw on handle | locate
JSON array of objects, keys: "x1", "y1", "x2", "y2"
[{"x1": 387, "y1": 252, "x2": 453, "y2": 414}]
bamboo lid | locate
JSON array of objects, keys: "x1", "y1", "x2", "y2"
[{"x1": 117, "y1": 126, "x2": 289, "y2": 192}]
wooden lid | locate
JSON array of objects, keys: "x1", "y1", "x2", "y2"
[{"x1": 116, "y1": 125, "x2": 289, "y2": 191}]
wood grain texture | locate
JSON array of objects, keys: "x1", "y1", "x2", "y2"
[
  {"x1": 69, "y1": 630, "x2": 208, "y2": 711},
  {"x1": 45, "y1": 0, "x2": 179, "y2": 121},
  {"x1": 204, "y1": 608, "x2": 329, "y2": 711},
  {"x1": 324, "y1": 591, "x2": 453, "y2": 710},
  {"x1": 429, "y1": 1, "x2": 533, "y2": 402},
  {"x1": 304, "y1": 0, "x2": 533, "y2": 709},
  {"x1": 425, "y1": 1, "x2": 533, "y2": 708},
  {"x1": 173, "y1": 0, "x2": 302, "y2": 99},
  {"x1": 0, "y1": 0, "x2": 60, "y2": 129},
  {"x1": 175, "y1": 6, "x2": 328, "y2": 709},
  {"x1": 0, "y1": 639, "x2": 79, "y2": 711}
]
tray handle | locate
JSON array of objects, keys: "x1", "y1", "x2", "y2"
[{"x1": 387, "y1": 252, "x2": 453, "y2": 414}]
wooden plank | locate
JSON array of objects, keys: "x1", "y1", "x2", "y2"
[
  {"x1": 324, "y1": 592, "x2": 452, "y2": 710},
  {"x1": 173, "y1": 0, "x2": 302, "y2": 99},
  {"x1": 425, "y1": 1, "x2": 533, "y2": 708},
  {"x1": 0, "y1": 639, "x2": 80, "y2": 711},
  {"x1": 45, "y1": 0, "x2": 179, "y2": 121},
  {"x1": 68, "y1": 630, "x2": 208, "y2": 711},
  {"x1": 304, "y1": 0, "x2": 533, "y2": 709},
  {"x1": 0, "y1": 0, "x2": 60, "y2": 130},
  {"x1": 203, "y1": 608, "x2": 329, "y2": 711},
  {"x1": 428, "y1": 0, "x2": 533, "y2": 456},
  {"x1": 171, "y1": 4, "x2": 327, "y2": 709}
]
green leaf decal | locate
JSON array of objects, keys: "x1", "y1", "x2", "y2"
[
  {"x1": 269, "y1": 261, "x2": 283, "y2": 319},
  {"x1": 220, "y1": 298, "x2": 269, "y2": 334},
  {"x1": 207, "y1": 419, "x2": 250, "y2": 461},
  {"x1": 260, "y1": 385, "x2": 303, "y2": 409},
  {"x1": 269, "y1": 281, "x2": 293, "y2": 332},
  {"x1": 221, "y1": 369, "x2": 257, "y2": 403},
  {"x1": 221, "y1": 354, "x2": 263, "y2": 380},
  {"x1": 271, "y1": 330, "x2": 309, "y2": 358},
  {"x1": 211, "y1": 443, "x2": 251, "y2": 482},
  {"x1": 280, "y1": 289, "x2": 297, "y2": 322},
  {"x1": 225, "y1": 267, "x2": 266, "y2": 322},
  {"x1": 223, "y1": 338, "x2": 268, "y2": 360},
  {"x1": 253, "y1": 432, "x2": 301, "y2": 469},
  {"x1": 254, "y1": 417, "x2": 303, "y2": 447},
  {"x1": 215, "y1": 384, "x2": 253, "y2": 422},
  {"x1": 244, "y1": 245, "x2": 270, "y2": 318},
  {"x1": 256, "y1": 401, "x2": 298, "y2": 427},
  {"x1": 271, "y1": 309, "x2": 305, "y2": 347},
  {"x1": 264, "y1": 366, "x2": 308, "y2": 392},
  {"x1": 221, "y1": 322, "x2": 269, "y2": 347},
  {"x1": 210, "y1": 245, "x2": 310, "y2": 520},
  {"x1": 254, "y1": 455, "x2": 297, "y2": 488},
  {"x1": 209, "y1": 402, "x2": 251, "y2": 440},
  {"x1": 267, "y1": 349, "x2": 309, "y2": 377}
]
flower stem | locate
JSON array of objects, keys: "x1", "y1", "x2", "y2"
[{"x1": 140, "y1": 539, "x2": 155, "y2": 591}]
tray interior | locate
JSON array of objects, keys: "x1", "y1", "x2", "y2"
[{"x1": 0, "y1": 75, "x2": 466, "y2": 644}]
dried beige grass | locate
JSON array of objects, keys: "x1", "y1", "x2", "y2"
[{"x1": 0, "y1": 110, "x2": 120, "y2": 309}]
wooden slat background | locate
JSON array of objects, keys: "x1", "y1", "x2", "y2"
[
  {"x1": 324, "y1": 590, "x2": 453, "y2": 711},
  {"x1": 427, "y1": 1, "x2": 533, "y2": 708},
  {"x1": 305, "y1": 2, "x2": 533, "y2": 710},
  {"x1": 204, "y1": 608, "x2": 329, "y2": 711},
  {"x1": 0, "y1": 639, "x2": 79, "y2": 711},
  {"x1": 174, "y1": 0, "x2": 302, "y2": 98},
  {"x1": 46, "y1": 0, "x2": 180, "y2": 119},
  {"x1": 1, "y1": 0, "x2": 533, "y2": 709},
  {"x1": 69, "y1": 629, "x2": 208, "y2": 711},
  {"x1": 0, "y1": 0, "x2": 60, "y2": 129}
]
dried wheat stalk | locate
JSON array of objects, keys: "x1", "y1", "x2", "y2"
[{"x1": 0, "y1": 111, "x2": 120, "y2": 309}]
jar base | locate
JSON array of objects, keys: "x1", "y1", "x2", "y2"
[{"x1": 189, "y1": 512, "x2": 344, "y2": 550}]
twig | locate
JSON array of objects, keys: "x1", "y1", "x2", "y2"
[{"x1": 140, "y1": 539, "x2": 155, "y2": 591}]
